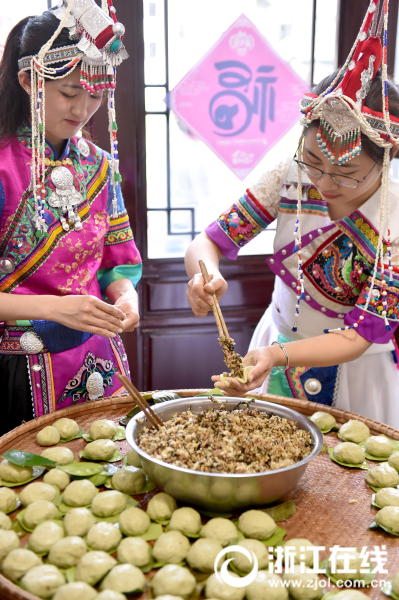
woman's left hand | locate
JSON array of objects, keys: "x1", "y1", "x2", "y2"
[
  {"x1": 211, "y1": 346, "x2": 275, "y2": 396},
  {"x1": 113, "y1": 293, "x2": 140, "y2": 332}
]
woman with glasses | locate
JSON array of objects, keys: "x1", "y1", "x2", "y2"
[{"x1": 184, "y1": 67, "x2": 399, "y2": 427}]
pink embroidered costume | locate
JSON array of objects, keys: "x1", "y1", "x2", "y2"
[
  {"x1": 0, "y1": 124, "x2": 142, "y2": 419},
  {"x1": 205, "y1": 158, "x2": 399, "y2": 428}
]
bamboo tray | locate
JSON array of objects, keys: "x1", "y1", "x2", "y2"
[{"x1": 0, "y1": 390, "x2": 398, "y2": 600}]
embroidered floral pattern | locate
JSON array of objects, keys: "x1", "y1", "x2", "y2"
[
  {"x1": 59, "y1": 351, "x2": 114, "y2": 404},
  {"x1": 105, "y1": 213, "x2": 134, "y2": 246},
  {"x1": 357, "y1": 280, "x2": 399, "y2": 320}
]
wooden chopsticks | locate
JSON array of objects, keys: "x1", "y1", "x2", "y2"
[
  {"x1": 198, "y1": 260, "x2": 230, "y2": 339},
  {"x1": 116, "y1": 372, "x2": 163, "y2": 430}
]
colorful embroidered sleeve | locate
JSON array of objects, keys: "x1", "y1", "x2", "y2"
[
  {"x1": 205, "y1": 159, "x2": 291, "y2": 259},
  {"x1": 344, "y1": 244, "x2": 399, "y2": 344},
  {"x1": 97, "y1": 155, "x2": 142, "y2": 297}
]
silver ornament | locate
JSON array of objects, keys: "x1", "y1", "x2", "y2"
[
  {"x1": 112, "y1": 22, "x2": 125, "y2": 36},
  {"x1": 20, "y1": 332, "x2": 44, "y2": 354},
  {"x1": 48, "y1": 166, "x2": 83, "y2": 232},
  {"x1": 0, "y1": 258, "x2": 15, "y2": 275},
  {"x1": 32, "y1": 364, "x2": 42, "y2": 372},
  {"x1": 78, "y1": 138, "x2": 90, "y2": 158},
  {"x1": 86, "y1": 372, "x2": 104, "y2": 401},
  {"x1": 304, "y1": 378, "x2": 322, "y2": 395}
]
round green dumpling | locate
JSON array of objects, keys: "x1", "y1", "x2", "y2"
[
  {"x1": 23, "y1": 500, "x2": 58, "y2": 529},
  {"x1": 153, "y1": 565, "x2": 196, "y2": 598},
  {"x1": 111, "y1": 467, "x2": 145, "y2": 495},
  {"x1": 375, "y1": 487, "x2": 399, "y2": 508},
  {"x1": 28, "y1": 520, "x2": 64, "y2": 554},
  {"x1": 0, "y1": 460, "x2": 32, "y2": 483},
  {"x1": 64, "y1": 507, "x2": 96, "y2": 537},
  {"x1": 246, "y1": 571, "x2": 288, "y2": 600},
  {"x1": 339, "y1": 420, "x2": 370, "y2": 443},
  {"x1": 238, "y1": 510, "x2": 276, "y2": 540},
  {"x1": 333, "y1": 442, "x2": 365, "y2": 465},
  {"x1": 153, "y1": 531, "x2": 190, "y2": 564},
  {"x1": 328, "y1": 549, "x2": 364, "y2": 580},
  {"x1": 124, "y1": 448, "x2": 141, "y2": 468},
  {"x1": 392, "y1": 571, "x2": 399, "y2": 596},
  {"x1": 388, "y1": 452, "x2": 399, "y2": 472},
  {"x1": 364, "y1": 436, "x2": 393, "y2": 458},
  {"x1": 282, "y1": 539, "x2": 315, "y2": 567},
  {"x1": 84, "y1": 439, "x2": 116, "y2": 461},
  {"x1": 230, "y1": 539, "x2": 269, "y2": 572},
  {"x1": 89, "y1": 419, "x2": 117, "y2": 440},
  {"x1": 100, "y1": 564, "x2": 145, "y2": 594},
  {"x1": 0, "y1": 511, "x2": 12, "y2": 530},
  {"x1": 146, "y1": 492, "x2": 177, "y2": 522},
  {"x1": 0, "y1": 529, "x2": 19, "y2": 561},
  {"x1": 366, "y1": 464, "x2": 399, "y2": 488},
  {"x1": 309, "y1": 412, "x2": 336, "y2": 431},
  {"x1": 91, "y1": 490, "x2": 127, "y2": 518},
  {"x1": 117, "y1": 537, "x2": 152, "y2": 568},
  {"x1": 63, "y1": 479, "x2": 98, "y2": 507},
  {"x1": 205, "y1": 572, "x2": 246, "y2": 600},
  {"x1": 53, "y1": 582, "x2": 98, "y2": 600},
  {"x1": 169, "y1": 507, "x2": 201, "y2": 535},
  {"x1": 41, "y1": 447, "x2": 74, "y2": 466},
  {"x1": 2, "y1": 548, "x2": 42, "y2": 581},
  {"x1": 96, "y1": 592, "x2": 127, "y2": 600},
  {"x1": 154, "y1": 596, "x2": 185, "y2": 600},
  {"x1": 20, "y1": 482, "x2": 58, "y2": 507},
  {"x1": 48, "y1": 536, "x2": 87, "y2": 568},
  {"x1": 52, "y1": 418, "x2": 80, "y2": 440},
  {"x1": 375, "y1": 506, "x2": 399, "y2": 533},
  {"x1": 186, "y1": 538, "x2": 223, "y2": 573},
  {"x1": 20, "y1": 564, "x2": 65, "y2": 599},
  {"x1": 0, "y1": 487, "x2": 18, "y2": 512},
  {"x1": 87, "y1": 522, "x2": 122, "y2": 552},
  {"x1": 75, "y1": 551, "x2": 117, "y2": 586},
  {"x1": 37, "y1": 426, "x2": 60, "y2": 447},
  {"x1": 119, "y1": 506, "x2": 150, "y2": 536},
  {"x1": 282, "y1": 566, "x2": 323, "y2": 599},
  {"x1": 201, "y1": 517, "x2": 237, "y2": 547},
  {"x1": 43, "y1": 469, "x2": 70, "y2": 490}
]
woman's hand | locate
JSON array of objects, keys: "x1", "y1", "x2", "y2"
[
  {"x1": 114, "y1": 292, "x2": 140, "y2": 332},
  {"x1": 49, "y1": 295, "x2": 126, "y2": 338},
  {"x1": 186, "y1": 272, "x2": 228, "y2": 317},
  {"x1": 212, "y1": 346, "x2": 275, "y2": 396}
]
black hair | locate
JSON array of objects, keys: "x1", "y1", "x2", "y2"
[
  {"x1": 310, "y1": 69, "x2": 399, "y2": 164},
  {"x1": 0, "y1": 11, "x2": 72, "y2": 142}
]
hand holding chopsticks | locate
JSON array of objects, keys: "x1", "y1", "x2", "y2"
[
  {"x1": 116, "y1": 372, "x2": 163, "y2": 430},
  {"x1": 198, "y1": 260, "x2": 244, "y2": 378}
]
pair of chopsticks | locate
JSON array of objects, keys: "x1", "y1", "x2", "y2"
[
  {"x1": 116, "y1": 372, "x2": 163, "y2": 430},
  {"x1": 198, "y1": 260, "x2": 230, "y2": 339}
]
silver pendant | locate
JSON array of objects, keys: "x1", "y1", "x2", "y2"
[
  {"x1": 0, "y1": 258, "x2": 15, "y2": 275},
  {"x1": 48, "y1": 166, "x2": 83, "y2": 231},
  {"x1": 304, "y1": 378, "x2": 322, "y2": 395},
  {"x1": 78, "y1": 138, "x2": 90, "y2": 158},
  {"x1": 20, "y1": 332, "x2": 44, "y2": 354},
  {"x1": 86, "y1": 371, "x2": 104, "y2": 401}
]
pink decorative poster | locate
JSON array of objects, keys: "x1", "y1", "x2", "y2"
[{"x1": 169, "y1": 14, "x2": 308, "y2": 180}]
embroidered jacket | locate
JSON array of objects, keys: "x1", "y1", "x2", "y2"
[
  {"x1": 0, "y1": 123, "x2": 142, "y2": 299},
  {"x1": 205, "y1": 158, "x2": 399, "y2": 344}
]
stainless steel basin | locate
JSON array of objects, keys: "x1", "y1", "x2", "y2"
[{"x1": 125, "y1": 397, "x2": 323, "y2": 512}]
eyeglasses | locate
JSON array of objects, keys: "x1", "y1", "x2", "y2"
[{"x1": 294, "y1": 159, "x2": 377, "y2": 189}]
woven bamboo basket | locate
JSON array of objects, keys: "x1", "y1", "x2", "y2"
[{"x1": 0, "y1": 390, "x2": 397, "y2": 600}]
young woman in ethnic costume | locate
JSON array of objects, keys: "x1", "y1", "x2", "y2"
[
  {"x1": 185, "y1": 0, "x2": 399, "y2": 428},
  {"x1": 0, "y1": 2, "x2": 142, "y2": 434}
]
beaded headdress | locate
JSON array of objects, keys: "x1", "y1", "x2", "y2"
[
  {"x1": 293, "y1": 0, "x2": 399, "y2": 334},
  {"x1": 17, "y1": 0, "x2": 128, "y2": 236}
]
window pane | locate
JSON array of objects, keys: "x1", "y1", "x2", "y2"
[
  {"x1": 145, "y1": 115, "x2": 168, "y2": 209},
  {"x1": 147, "y1": 210, "x2": 192, "y2": 258},
  {"x1": 145, "y1": 86, "x2": 167, "y2": 113},
  {"x1": 143, "y1": 0, "x2": 166, "y2": 85},
  {"x1": 145, "y1": 0, "x2": 338, "y2": 259}
]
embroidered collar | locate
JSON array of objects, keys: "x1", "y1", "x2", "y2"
[{"x1": 16, "y1": 122, "x2": 73, "y2": 161}]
